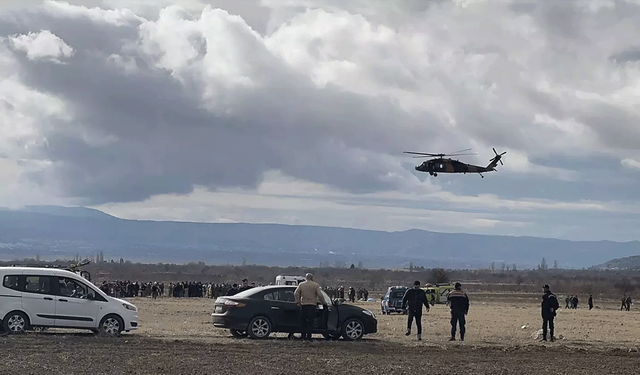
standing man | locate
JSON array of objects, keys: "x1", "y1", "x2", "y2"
[
  {"x1": 626, "y1": 296, "x2": 632, "y2": 311},
  {"x1": 294, "y1": 273, "x2": 327, "y2": 341},
  {"x1": 402, "y1": 281, "x2": 430, "y2": 341},
  {"x1": 238, "y1": 279, "x2": 251, "y2": 292},
  {"x1": 588, "y1": 294, "x2": 593, "y2": 310},
  {"x1": 447, "y1": 282, "x2": 470, "y2": 341},
  {"x1": 541, "y1": 284, "x2": 559, "y2": 342}
]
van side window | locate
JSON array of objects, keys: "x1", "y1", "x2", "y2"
[
  {"x1": 57, "y1": 277, "x2": 89, "y2": 299},
  {"x1": 24, "y1": 276, "x2": 52, "y2": 294},
  {"x1": 2, "y1": 275, "x2": 21, "y2": 291}
]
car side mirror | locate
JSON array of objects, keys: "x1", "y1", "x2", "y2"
[{"x1": 87, "y1": 292, "x2": 95, "y2": 300}]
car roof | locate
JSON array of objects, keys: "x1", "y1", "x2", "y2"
[
  {"x1": 250, "y1": 285, "x2": 296, "y2": 292},
  {"x1": 229, "y1": 285, "x2": 297, "y2": 298},
  {"x1": 0, "y1": 266, "x2": 78, "y2": 275}
]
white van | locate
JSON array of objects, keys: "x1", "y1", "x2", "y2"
[
  {"x1": 0, "y1": 266, "x2": 138, "y2": 336},
  {"x1": 275, "y1": 275, "x2": 306, "y2": 285}
]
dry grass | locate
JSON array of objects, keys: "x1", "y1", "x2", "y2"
[
  {"x1": 2, "y1": 293, "x2": 640, "y2": 374},
  {"x1": 129, "y1": 294, "x2": 640, "y2": 349}
]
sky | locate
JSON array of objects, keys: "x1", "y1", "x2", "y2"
[{"x1": 0, "y1": 0, "x2": 639, "y2": 242}]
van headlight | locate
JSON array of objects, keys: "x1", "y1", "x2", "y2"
[{"x1": 123, "y1": 303, "x2": 137, "y2": 311}]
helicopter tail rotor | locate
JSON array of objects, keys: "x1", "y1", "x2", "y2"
[{"x1": 489, "y1": 147, "x2": 506, "y2": 166}]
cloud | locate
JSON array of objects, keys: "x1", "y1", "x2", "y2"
[
  {"x1": 621, "y1": 158, "x2": 640, "y2": 170},
  {"x1": 0, "y1": 0, "x2": 640, "y2": 241},
  {"x1": 8, "y1": 29, "x2": 74, "y2": 62}
]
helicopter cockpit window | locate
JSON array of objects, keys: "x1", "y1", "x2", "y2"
[{"x1": 439, "y1": 163, "x2": 443, "y2": 168}]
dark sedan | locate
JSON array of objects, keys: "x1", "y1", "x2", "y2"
[{"x1": 211, "y1": 285, "x2": 377, "y2": 340}]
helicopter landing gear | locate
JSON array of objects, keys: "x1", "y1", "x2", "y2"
[
  {"x1": 429, "y1": 172, "x2": 437, "y2": 177},
  {"x1": 478, "y1": 172, "x2": 484, "y2": 178}
]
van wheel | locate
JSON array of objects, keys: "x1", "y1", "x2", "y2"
[
  {"x1": 99, "y1": 315, "x2": 124, "y2": 337},
  {"x1": 3, "y1": 311, "x2": 29, "y2": 334}
]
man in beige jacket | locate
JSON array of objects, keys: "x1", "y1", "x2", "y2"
[{"x1": 294, "y1": 273, "x2": 328, "y2": 341}]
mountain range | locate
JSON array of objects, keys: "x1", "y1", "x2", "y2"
[
  {"x1": 0, "y1": 205, "x2": 637, "y2": 269},
  {"x1": 592, "y1": 255, "x2": 640, "y2": 270}
]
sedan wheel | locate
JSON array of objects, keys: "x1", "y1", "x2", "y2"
[
  {"x1": 247, "y1": 317, "x2": 271, "y2": 339},
  {"x1": 341, "y1": 318, "x2": 364, "y2": 341}
]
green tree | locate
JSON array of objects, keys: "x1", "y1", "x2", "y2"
[{"x1": 430, "y1": 268, "x2": 449, "y2": 284}]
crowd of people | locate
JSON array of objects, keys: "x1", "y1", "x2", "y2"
[
  {"x1": 96, "y1": 279, "x2": 263, "y2": 299},
  {"x1": 94, "y1": 278, "x2": 371, "y2": 302}
]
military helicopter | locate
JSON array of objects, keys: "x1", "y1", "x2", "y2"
[{"x1": 404, "y1": 147, "x2": 506, "y2": 178}]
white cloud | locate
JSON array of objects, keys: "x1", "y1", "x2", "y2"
[
  {"x1": 621, "y1": 158, "x2": 640, "y2": 170},
  {"x1": 8, "y1": 30, "x2": 74, "y2": 62},
  {"x1": 0, "y1": 0, "x2": 639, "y2": 241}
]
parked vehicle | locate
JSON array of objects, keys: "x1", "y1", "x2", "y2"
[
  {"x1": 0, "y1": 266, "x2": 138, "y2": 336},
  {"x1": 423, "y1": 284, "x2": 455, "y2": 305},
  {"x1": 211, "y1": 285, "x2": 377, "y2": 340},
  {"x1": 380, "y1": 286, "x2": 409, "y2": 314},
  {"x1": 274, "y1": 275, "x2": 306, "y2": 285}
]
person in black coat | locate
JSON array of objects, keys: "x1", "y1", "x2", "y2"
[
  {"x1": 541, "y1": 284, "x2": 560, "y2": 342},
  {"x1": 447, "y1": 282, "x2": 470, "y2": 341},
  {"x1": 402, "y1": 281, "x2": 430, "y2": 341}
]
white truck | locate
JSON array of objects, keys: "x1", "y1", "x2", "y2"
[{"x1": 275, "y1": 275, "x2": 306, "y2": 285}]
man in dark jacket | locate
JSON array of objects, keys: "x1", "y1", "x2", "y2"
[
  {"x1": 238, "y1": 279, "x2": 251, "y2": 292},
  {"x1": 541, "y1": 284, "x2": 560, "y2": 342},
  {"x1": 447, "y1": 282, "x2": 470, "y2": 341},
  {"x1": 226, "y1": 284, "x2": 239, "y2": 296},
  {"x1": 402, "y1": 281, "x2": 430, "y2": 341}
]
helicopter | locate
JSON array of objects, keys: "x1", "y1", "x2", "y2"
[{"x1": 403, "y1": 147, "x2": 506, "y2": 178}]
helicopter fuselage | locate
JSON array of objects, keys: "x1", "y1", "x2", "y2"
[{"x1": 416, "y1": 158, "x2": 495, "y2": 176}]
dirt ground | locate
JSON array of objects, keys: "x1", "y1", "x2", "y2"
[{"x1": 1, "y1": 295, "x2": 639, "y2": 374}]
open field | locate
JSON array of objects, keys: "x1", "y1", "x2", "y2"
[{"x1": 2, "y1": 294, "x2": 640, "y2": 374}]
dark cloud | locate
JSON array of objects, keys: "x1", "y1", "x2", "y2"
[
  {"x1": 574, "y1": 103, "x2": 640, "y2": 151},
  {"x1": 1, "y1": 0, "x2": 640, "y2": 214},
  {"x1": 610, "y1": 47, "x2": 640, "y2": 63},
  {"x1": 1, "y1": 3, "x2": 449, "y2": 204}
]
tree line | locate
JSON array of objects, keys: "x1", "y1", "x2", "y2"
[{"x1": 1, "y1": 257, "x2": 637, "y2": 298}]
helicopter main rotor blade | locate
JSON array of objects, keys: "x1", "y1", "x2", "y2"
[
  {"x1": 449, "y1": 148, "x2": 473, "y2": 154},
  {"x1": 446, "y1": 152, "x2": 477, "y2": 156},
  {"x1": 404, "y1": 151, "x2": 442, "y2": 156}
]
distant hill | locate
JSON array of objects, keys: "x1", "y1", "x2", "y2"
[
  {"x1": 11, "y1": 205, "x2": 117, "y2": 219},
  {"x1": 0, "y1": 205, "x2": 638, "y2": 269},
  {"x1": 592, "y1": 255, "x2": 640, "y2": 270}
]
